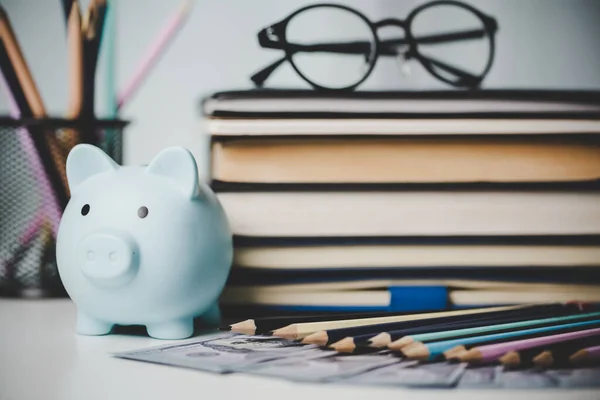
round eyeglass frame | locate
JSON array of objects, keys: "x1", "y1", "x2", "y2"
[{"x1": 273, "y1": 1, "x2": 497, "y2": 91}]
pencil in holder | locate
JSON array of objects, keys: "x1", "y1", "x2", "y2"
[{"x1": 0, "y1": 117, "x2": 128, "y2": 298}]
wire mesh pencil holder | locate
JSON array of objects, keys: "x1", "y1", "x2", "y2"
[{"x1": 0, "y1": 117, "x2": 128, "y2": 298}]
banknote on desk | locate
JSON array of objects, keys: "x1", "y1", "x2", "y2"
[
  {"x1": 114, "y1": 332, "x2": 600, "y2": 388},
  {"x1": 345, "y1": 361, "x2": 467, "y2": 388},
  {"x1": 241, "y1": 349, "x2": 402, "y2": 382},
  {"x1": 113, "y1": 332, "x2": 315, "y2": 373}
]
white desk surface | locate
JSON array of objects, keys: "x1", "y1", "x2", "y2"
[{"x1": 1, "y1": 299, "x2": 599, "y2": 400}]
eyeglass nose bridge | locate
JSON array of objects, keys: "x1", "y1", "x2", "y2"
[{"x1": 373, "y1": 18, "x2": 407, "y2": 29}]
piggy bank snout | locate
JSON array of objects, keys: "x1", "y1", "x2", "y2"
[{"x1": 79, "y1": 230, "x2": 139, "y2": 287}]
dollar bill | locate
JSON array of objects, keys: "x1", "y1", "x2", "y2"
[
  {"x1": 493, "y1": 368, "x2": 558, "y2": 389},
  {"x1": 242, "y1": 350, "x2": 402, "y2": 382},
  {"x1": 456, "y1": 366, "x2": 501, "y2": 388},
  {"x1": 113, "y1": 332, "x2": 314, "y2": 373},
  {"x1": 544, "y1": 367, "x2": 600, "y2": 388},
  {"x1": 346, "y1": 361, "x2": 466, "y2": 388}
]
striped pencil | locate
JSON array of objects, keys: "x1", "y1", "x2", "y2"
[
  {"x1": 458, "y1": 327, "x2": 600, "y2": 364},
  {"x1": 401, "y1": 317, "x2": 600, "y2": 361}
]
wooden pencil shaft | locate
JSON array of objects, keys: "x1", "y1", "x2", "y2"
[
  {"x1": 317, "y1": 303, "x2": 573, "y2": 346},
  {"x1": 67, "y1": 1, "x2": 83, "y2": 119}
]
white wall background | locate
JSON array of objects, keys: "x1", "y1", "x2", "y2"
[{"x1": 2, "y1": 0, "x2": 600, "y2": 179}]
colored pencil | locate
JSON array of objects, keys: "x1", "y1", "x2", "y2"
[
  {"x1": 569, "y1": 345, "x2": 600, "y2": 366},
  {"x1": 225, "y1": 310, "x2": 427, "y2": 335},
  {"x1": 61, "y1": 0, "x2": 75, "y2": 25},
  {"x1": 499, "y1": 334, "x2": 600, "y2": 369},
  {"x1": 100, "y1": 0, "x2": 117, "y2": 154},
  {"x1": 442, "y1": 318, "x2": 600, "y2": 361},
  {"x1": 370, "y1": 302, "x2": 580, "y2": 347},
  {"x1": 389, "y1": 310, "x2": 600, "y2": 351},
  {"x1": 67, "y1": 0, "x2": 83, "y2": 119},
  {"x1": 81, "y1": 0, "x2": 107, "y2": 119},
  {"x1": 401, "y1": 318, "x2": 600, "y2": 361},
  {"x1": 0, "y1": 6, "x2": 69, "y2": 207},
  {"x1": 117, "y1": 0, "x2": 193, "y2": 110},
  {"x1": 314, "y1": 303, "x2": 572, "y2": 348},
  {"x1": 459, "y1": 327, "x2": 600, "y2": 364},
  {"x1": 0, "y1": 6, "x2": 45, "y2": 116},
  {"x1": 531, "y1": 335, "x2": 600, "y2": 368},
  {"x1": 0, "y1": 71, "x2": 61, "y2": 237},
  {"x1": 271, "y1": 305, "x2": 528, "y2": 340},
  {"x1": 332, "y1": 304, "x2": 578, "y2": 352}
]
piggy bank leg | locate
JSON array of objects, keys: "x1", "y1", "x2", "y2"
[
  {"x1": 147, "y1": 319, "x2": 194, "y2": 340},
  {"x1": 76, "y1": 311, "x2": 113, "y2": 335},
  {"x1": 198, "y1": 302, "x2": 221, "y2": 327}
]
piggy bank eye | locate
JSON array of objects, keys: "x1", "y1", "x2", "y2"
[
  {"x1": 81, "y1": 204, "x2": 90, "y2": 216},
  {"x1": 137, "y1": 206, "x2": 149, "y2": 219}
]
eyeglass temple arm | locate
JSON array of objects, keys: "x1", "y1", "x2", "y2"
[
  {"x1": 257, "y1": 28, "x2": 490, "y2": 55},
  {"x1": 419, "y1": 54, "x2": 482, "y2": 87},
  {"x1": 250, "y1": 56, "x2": 287, "y2": 86},
  {"x1": 251, "y1": 27, "x2": 492, "y2": 86},
  {"x1": 379, "y1": 28, "x2": 490, "y2": 55}
]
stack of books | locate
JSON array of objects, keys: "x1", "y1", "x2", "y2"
[{"x1": 203, "y1": 89, "x2": 600, "y2": 317}]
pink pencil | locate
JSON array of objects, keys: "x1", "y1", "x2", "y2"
[
  {"x1": 570, "y1": 344, "x2": 600, "y2": 366},
  {"x1": 459, "y1": 327, "x2": 600, "y2": 364},
  {"x1": 117, "y1": 0, "x2": 193, "y2": 110}
]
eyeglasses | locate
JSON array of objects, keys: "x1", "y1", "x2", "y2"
[{"x1": 251, "y1": 1, "x2": 498, "y2": 91}]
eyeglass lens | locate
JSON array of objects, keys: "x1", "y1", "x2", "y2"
[
  {"x1": 411, "y1": 4, "x2": 492, "y2": 84},
  {"x1": 285, "y1": 6, "x2": 377, "y2": 89}
]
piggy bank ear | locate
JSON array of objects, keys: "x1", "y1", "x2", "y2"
[
  {"x1": 145, "y1": 147, "x2": 199, "y2": 198},
  {"x1": 66, "y1": 144, "x2": 119, "y2": 191}
]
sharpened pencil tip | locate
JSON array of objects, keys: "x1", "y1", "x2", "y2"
[
  {"x1": 533, "y1": 351, "x2": 554, "y2": 368},
  {"x1": 369, "y1": 333, "x2": 392, "y2": 348},
  {"x1": 456, "y1": 349, "x2": 483, "y2": 363},
  {"x1": 271, "y1": 325, "x2": 298, "y2": 340},
  {"x1": 400, "y1": 342, "x2": 429, "y2": 361},
  {"x1": 443, "y1": 345, "x2": 467, "y2": 360},
  {"x1": 388, "y1": 336, "x2": 413, "y2": 350},
  {"x1": 330, "y1": 337, "x2": 356, "y2": 353},
  {"x1": 229, "y1": 319, "x2": 256, "y2": 334},
  {"x1": 569, "y1": 349, "x2": 591, "y2": 366},
  {"x1": 302, "y1": 331, "x2": 329, "y2": 346},
  {"x1": 499, "y1": 351, "x2": 521, "y2": 368}
]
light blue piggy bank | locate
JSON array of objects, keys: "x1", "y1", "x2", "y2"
[{"x1": 56, "y1": 145, "x2": 233, "y2": 339}]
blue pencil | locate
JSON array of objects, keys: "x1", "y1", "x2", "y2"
[{"x1": 401, "y1": 317, "x2": 600, "y2": 361}]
